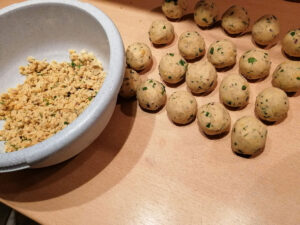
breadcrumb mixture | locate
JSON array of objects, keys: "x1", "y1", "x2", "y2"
[{"x1": 0, "y1": 50, "x2": 106, "y2": 152}]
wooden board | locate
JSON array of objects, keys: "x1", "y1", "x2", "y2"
[{"x1": 0, "y1": 0, "x2": 300, "y2": 224}]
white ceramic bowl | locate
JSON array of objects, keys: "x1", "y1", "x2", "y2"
[{"x1": 0, "y1": 0, "x2": 125, "y2": 172}]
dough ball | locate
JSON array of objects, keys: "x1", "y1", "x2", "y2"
[
  {"x1": 255, "y1": 87, "x2": 289, "y2": 122},
  {"x1": 219, "y1": 74, "x2": 250, "y2": 108},
  {"x1": 239, "y1": 49, "x2": 271, "y2": 80},
  {"x1": 149, "y1": 20, "x2": 175, "y2": 45},
  {"x1": 197, "y1": 102, "x2": 231, "y2": 135},
  {"x1": 221, "y1": 5, "x2": 249, "y2": 34},
  {"x1": 186, "y1": 60, "x2": 217, "y2": 94},
  {"x1": 252, "y1": 15, "x2": 280, "y2": 46},
  {"x1": 162, "y1": 0, "x2": 187, "y2": 20},
  {"x1": 282, "y1": 29, "x2": 300, "y2": 57},
  {"x1": 194, "y1": 0, "x2": 218, "y2": 28},
  {"x1": 166, "y1": 91, "x2": 197, "y2": 125},
  {"x1": 126, "y1": 42, "x2": 152, "y2": 71},
  {"x1": 178, "y1": 31, "x2": 206, "y2": 60},
  {"x1": 231, "y1": 116, "x2": 267, "y2": 156},
  {"x1": 137, "y1": 79, "x2": 166, "y2": 111},
  {"x1": 272, "y1": 61, "x2": 300, "y2": 92},
  {"x1": 207, "y1": 39, "x2": 237, "y2": 69},
  {"x1": 119, "y1": 68, "x2": 141, "y2": 98},
  {"x1": 159, "y1": 53, "x2": 187, "y2": 84}
]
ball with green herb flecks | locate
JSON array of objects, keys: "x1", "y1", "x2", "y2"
[
  {"x1": 197, "y1": 102, "x2": 231, "y2": 135},
  {"x1": 166, "y1": 91, "x2": 197, "y2": 125},
  {"x1": 255, "y1": 87, "x2": 289, "y2": 122},
  {"x1": 239, "y1": 49, "x2": 271, "y2": 80},
  {"x1": 221, "y1": 5, "x2": 249, "y2": 35},
  {"x1": 159, "y1": 53, "x2": 187, "y2": 84},
  {"x1": 149, "y1": 20, "x2": 174, "y2": 45},
  {"x1": 119, "y1": 68, "x2": 141, "y2": 99},
  {"x1": 194, "y1": 0, "x2": 218, "y2": 28},
  {"x1": 186, "y1": 60, "x2": 217, "y2": 94},
  {"x1": 252, "y1": 15, "x2": 280, "y2": 46},
  {"x1": 178, "y1": 31, "x2": 206, "y2": 60},
  {"x1": 231, "y1": 116, "x2": 267, "y2": 156},
  {"x1": 282, "y1": 29, "x2": 300, "y2": 57},
  {"x1": 162, "y1": 0, "x2": 187, "y2": 19},
  {"x1": 136, "y1": 79, "x2": 166, "y2": 111},
  {"x1": 219, "y1": 74, "x2": 250, "y2": 108},
  {"x1": 126, "y1": 42, "x2": 152, "y2": 71},
  {"x1": 272, "y1": 61, "x2": 300, "y2": 92},
  {"x1": 207, "y1": 39, "x2": 237, "y2": 69}
]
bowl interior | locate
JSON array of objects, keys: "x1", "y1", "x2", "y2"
[{"x1": 0, "y1": 2, "x2": 111, "y2": 153}]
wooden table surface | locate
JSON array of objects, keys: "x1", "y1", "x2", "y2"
[{"x1": 0, "y1": 0, "x2": 300, "y2": 224}]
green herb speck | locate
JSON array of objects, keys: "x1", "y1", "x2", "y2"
[
  {"x1": 142, "y1": 87, "x2": 148, "y2": 91},
  {"x1": 64, "y1": 121, "x2": 69, "y2": 125},
  {"x1": 248, "y1": 57, "x2": 257, "y2": 64},
  {"x1": 71, "y1": 61, "x2": 76, "y2": 68},
  {"x1": 202, "y1": 18, "x2": 208, "y2": 23},
  {"x1": 206, "y1": 123, "x2": 211, "y2": 128},
  {"x1": 242, "y1": 85, "x2": 247, "y2": 90},
  {"x1": 163, "y1": 25, "x2": 166, "y2": 29},
  {"x1": 179, "y1": 59, "x2": 186, "y2": 66},
  {"x1": 297, "y1": 77, "x2": 300, "y2": 80},
  {"x1": 205, "y1": 112, "x2": 209, "y2": 117},
  {"x1": 210, "y1": 47, "x2": 214, "y2": 54},
  {"x1": 169, "y1": 53, "x2": 174, "y2": 56},
  {"x1": 291, "y1": 31, "x2": 296, "y2": 36}
]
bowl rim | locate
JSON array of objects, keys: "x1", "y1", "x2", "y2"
[{"x1": 0, "y1": 0, "x2": 125, "y2": 172}]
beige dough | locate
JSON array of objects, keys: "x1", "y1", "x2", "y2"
[
  {"x1": 162, "y1": 0, "x2": 187, "y2": 20},
  {"x1": 159, "y1": 53, "x2": 187, "y2": 84},
  {"x1": 231, "y1": 116, "x2": 267, "y2": 156},
  {"x1": 166, "y1": 91, "x2": 197, "y2": 125},
  {"x1": 239, "y1": 49, "x2": 271, "y2": 80},
  {"x1": 282, "y1": 29, "x2": 300, "y2": 57},
  {"x1": 197, "y1": 102, "x2": 231, "y2": 135},
  {"x1": 194, "y1": 0, "x2": 218, "y2": 28},
  {"x1": 207, "y1": 39, "x2": 237, "y2": 69},
  {"x1": 149, "y1": 20, "x2": 175, "y2": 45},
  {"x1": 219, "y1": 74, "x2": 250, "y2": 108},
  {"x1": 178, "y1": 31, "x2": 206, "y2": 60},
  {"x1": 126, "y1": 42, "x2": 152, "y2": 71},
  {"x1": 252, "y1": 15, "x2": 280, "y2": 46},
  {"x1": 272, "y1": 61, "x2": 300, "y2": 92},
  {"x1": 186, "y1": 60, "x2": 217, "y2": 94},
  {"x1": 136, "y1": 79, "x2": 166, "y2": 111},
  {"x1": 119, "y1": 68, "x2": 141, "y2": 98},
  {"x1": 221, "y1": 5, "x2": 249, "y2": 34},
  {"x1": 255, "y1": 87, "x2": 289, "y2": 122}
]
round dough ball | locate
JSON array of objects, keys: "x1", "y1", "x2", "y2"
[
  {"x1": 219, "y1": 74, "x2": 250, "y2": 108},
  {"x1": 282, "y1": 28, "x2": 300, "y2": 57},
  {"x1": 197, "y1": 102, "x2": 231, "y2": 135},
  {"x1": 252, "y1": 15, "x2": 280, "y2": 46},
  {"x1": 149, "y1": 20, "x2": 175, "y2": 45},
  {"x1": 162, "y1": 0, "x2": 187, "y2": 20},
  {"x1": 126, "y1": 42, "x2": 152, "y2": 71},
  {"x1": 136, "y1": 79, "x2": 166, "y2": 111},
  {"x1": 231, "y1": 116, "x2": 267, "y2": 156},
  {"x1": 221, "y1": 5, "x2": 249, "y2": 34},
  {"x1": 178, "y1": 31, "x2": 206, "y2": 60},
  {"x1": 207, "y1": 39, "x2": 237, "y2": 69},
  {"x1": 159, "y1": 53, "x2": 187, "y2": 84},
  {"x1": 239, "y1": 49, "x2": 271, "y2": 80},
  {"x1": 166, "y1": 91, "x2": 197, "y2": 124},
  {"x1": 194, "y1": 0, "x2": 218, "y2": 28},
  {"x1": 272, "y1": 61, "x2": 300, "y2": 92},
  {"x1": 119, "y1": 68, "x2": 141, "y2": 98},
  {"x1": 255, "y1": 87, "x2": 289, "y2": 122},
  {"x1": 186, "y1": 60, "x2": 217, "y2": 94}
]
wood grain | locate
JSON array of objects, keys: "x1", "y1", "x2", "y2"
[{"x1": 0, "y1": 0, "x2": 300, "y2": 224}]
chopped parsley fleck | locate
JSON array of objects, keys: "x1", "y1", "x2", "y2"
[
  {"x1": 179, "y1": 59, "x2": 186, "y2": 66},
  {"x1": 202, "y1": 18, "x2": 208, "y2": 23},
  {"x1": 297, "y1": 77, "x2": 300, "y2": 80},
  {"x1": 88, "y1": 96, "x2": 93, "y2": 101},
  {"x1": 290, "y1": 31, "x2": 296, "y2": 36},
  {"x1": 199, "y1": 48, "x2": 203, "y2": 53},
  {"x1": 242, "y1": 85, "x2": 247, "y2": 90},
  {"x1": 142, "y1": 87, "x2": 148, "y2": 91},
  {"x1": 169, "y1": 53, "x2": 174, "y2": 56},
  {"x1": 163, "y1": 25, "x2": 166, "y2": 29},
  {"x1": 149, "y1": 80, "x2": 153, "y2": 83},
  {"x1": 161, "y1": 85, "x2": 166, "y2": 95},
  {"x1": 248, "y1": 57, "x2": 257, "y2": 64},
  {"x1": 217, "y1": 47, "x2": 222, "y2": 51},
  {"x1": 280, "y1": 69, "x2": 284, "y2": 72},
  {"x1": 51, "y1": 113, "x2": 56, "y2": 117},
  {"x1": 227, "y1": 101, "x2": 232, "y2": 105},
  {"x1": 64, "y1": 121, "x2": 69, "y2": 125},
  {"x1": 206, "y1": 123, "x2": 211, "y2": 128},
  {"x1": 0, "y1": 101, "x2": 4, "y2": 105},
  {"x1": 168, "y1": 76, "x2": 172, "y2": 79},
  {"x1": 210, "y1": 47, "x2": 214, "y2": 54},
  {"x1": 71, "y1": 61, "x2": 76, "y2": 68},
  {"x1": 205, "y1": 112, "x2": 210, "y2": 117}
]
